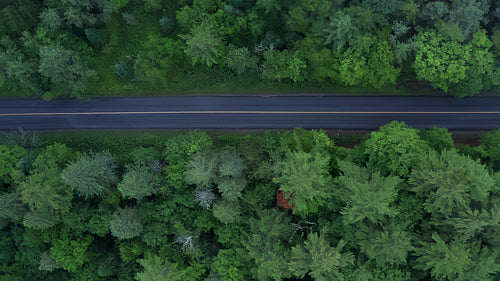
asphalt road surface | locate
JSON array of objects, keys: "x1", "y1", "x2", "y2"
[{"x1": 0, "y1": 95, "x2": 499, "y2": 130}]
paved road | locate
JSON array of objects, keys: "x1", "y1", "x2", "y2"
[{"x1": 0, "y1": 96, "x2": 499, "y2": 130}]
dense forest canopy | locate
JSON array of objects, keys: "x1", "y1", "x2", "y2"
[
  {"x1": 1, "y1": 123, "x2": 500, "y2": 280},
  {"x1": 0, "y1": 0, "x2": 499, "y2": 99}
]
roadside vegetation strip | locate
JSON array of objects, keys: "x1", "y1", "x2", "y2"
[{"x1": 3, "y1": 111, "x2": 500, "y2": 116}]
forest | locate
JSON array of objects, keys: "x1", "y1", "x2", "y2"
[
  {"x1": 0, "y1": 123, "x2": 500, "y2": 280},
  {"x1": 0, "y1": 0, "x2": 499, "y2": 99}
]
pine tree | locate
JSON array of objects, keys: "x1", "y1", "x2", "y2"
[
  {"x1": 337, "y1": 160, "x2": 400, "y2": 224},
  {"x1": 62, "y1": 152, "x2": 117, "y2": 199},
  {"x1": 118, "y1": 165, "x2": 160, "y2": 201},
  {"x1": 274, "y1": 150, "x2": 333, "y2": 217},
  {"x1": 409, "y1": 149, "x2": 493, "y2": 217},
  {"x1": 290, "y1": 231, "x2": 354, "y2": 281},
  {"x1": 136, "y1": 253, "x2": 182, "y2": 281},
  {"x1": 109, "y1": 207, "x2": 143, "y2": 240},
  {"x1": 185, "y1": 151, "x2": 217, "y2": 187}
]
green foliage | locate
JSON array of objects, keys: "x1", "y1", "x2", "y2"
[
  {"x1": 0, "y1": 145, "x2": 25, "y2": 185},
  {"x1": 180, "y1": 22, "x2": 223, "y2": 67},
  {"x1": 38, "y1": 251, "x2": 61, "y2": 272},
  {"x1": 337, "y1": 161, "x2": 401, "y2": 224},
  {"x1": 364, "y1": 121, "x2": 429, "y2": 177},
  {"x1": 295, "y1": 36, "x2": 337, "y2": 83},
  {"x1": 159, "y1": 16, "x2": 175, "y2": 35},
  {"x1": 245, "y1": 209, "x2": 293, "y2": 280},
  {"x1": 118, "y1": 165, "x2": 160, "y2": 200},
  {"x1": 50, "y1": 230, "x2": 94, "y2": 272},
  {"x1": 84, "y1": 28, "x2": 109, "y2": 50},
  {"x1": 290, "y1": 232, "x2": 354, "y2": 281},
  {"x1": 412, "y1": 29, "x2": 497, "y2": 96},
  {"x1": 262, "y1": 49, "x2": 306, "y2": 83},
  {"x1": 23, "y1": 207, "x2": 58, "y2": 229},
  {"x1": 226, "y1": 47, "x2": 258, "y2": 75},
  {"x1": 38, "y1": 44, "x2": 97, "y2": 99},
  {"x1": 211, "y1": 248, "x2": 252, "y2": 281},
  {"x1": 274, "y1": 150, "x2": 332, "y2": 217},
  {"x1": 409, "y1": 149, "x2": 494, "y2": 216},
  {"x1": 0, "y1": 192, "x2": 24, "y2": 221},
  {"x1": 418, "y1": 127, "x2": 454, "y2": 153},
  {"x1": 136, "y1": 253, "x2": 182, "y2": 281},
  {"x1": 323, "y1": 11, "x2": 355, "y2": 52},
  {"x1": 114, "y1": 60, "x2": 135, "y2": 80},
  {"x1": 62, "y1": 152, "x2": 117, "y2": 199},
  {"x1": 449, "y1": 0, "x2": 489, "y2": 39},
  {"x1": 110, "y1": 207, "x2": 143, "y2": 240},
  {"x1": 256, "y1": 0, "x2": 281, "y2": 14},
  {"x1": 185, "y1": 151, "x2": 217, "y2": 187},
  {"x1": 134, "y1": 34, "x2": 185, "y2": 87},
  {"x1": 212, "y1": 199, "x2": 240, "y2": 224},
  {"x1": 357, "y1": 223, "x2": 413, "y2": 266},
  {"x1": 414, "y1": 233, "x2": 500, "y2": 281}
]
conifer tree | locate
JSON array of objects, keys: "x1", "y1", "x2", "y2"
[{"x1": 62, "y1": 152, "x2": 117, "y2": 199}]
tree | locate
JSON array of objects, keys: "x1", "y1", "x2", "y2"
[
  {"x1": 193, "y1": 186, "x2": 215, "y2": 209},
  {"x1": 451, "y1": 30, "x2": 498, "y2": 97},
  {"x1": 245, "y1": 209, "x2": 293, "y2": 280},
  {"x1": 159, "y1": 16, "x2": 175, "y2": 35},
  {"x1": 39, "y1": 8, "x2": 62, "y2": 30},
  {"x1": 414, "y1": 233, "x2": 500, "y2": 281},
  {"x1": 323, "y1": 11, "x2": 355, "y2": 51},
  {"x1": 418, "y1": 127, "x2": 454, "y2": 153},
  {"x1": 136, "y1": 254, "x2": 182, "y2": 281},
  {"x1": 60, "y1": 0, "x2": 113, "y2": 29},
  {"x1": 256, "y1": 0, "x2": 281, "y2": 14},
  {"x1": 409, "y1": 149, "x2": 494, "y2": 216},
  {"x1": 336, "y1": 161, "x2": 400, "y2": 224},
  {"x1": 163, "y1": 131, "x2": 213, "y2": 190},
  {"x1": 0, "y1": 145, "x2": 25, "y2": 185},
  {"x1": 23, "y1": 207, "x2": 58, "y2": 229},
  {"x1": 17, "y1": 144, "x2": 74, "y2": 215},
  {"x1": 84, "y1": 28, "x2": 109, "y2": 49},
  {"x1": 62, "y1": 152, "x2": 117, "y2": 199},
  {"x1": 449, "y1": 0, "x2": 489, "y2": 40},
  {"x1": 217, "y1": 149, "x2": 246, "y2": 178},
  {"x1": 356, "y1": 223, "x2": 413, "y2": 266},
  {"x1": 262, "y1": 49, "x2": 306, "y2": 83},
  {"x1": 212, "y1": 199, "x2": 240, "y2": 224},
  {"x1": 274, "y1": 150, "x2": 333, "y2": 217},
  {"x1": 217, "y1": 177, "x2": 246, "y2": 202},
  {"x1": 38, "y1": 251, "x2": 61, "y2": 272},
  {"x1": 211, "y1": 248, "x2": 252, "y2": 281},
  {"x1": 0, "y1": 192, "x2": 24, "y2": 221},
  {"x1": 49, "y1": 230, "x2": 94, "y2": 272},
  {"x1": 38, "y1": 44, "x2": 97, "y2": 99},
  {"x1": 477, "y1": 128, "x2": 500, "y2": 169},
  {"x1": 118, "y1": 165, "x2": 160, "y2": 201},
  {"x1": 114, "y1": 60, "x2": 134, "y2": 80},
  {"x1": 185, "y1": 151, "x2": 217, "y2": 187},
  {"x1": 226, "y1": 46, "x2": 258, "y2": 75},
  {"x1": 110, "y1": 207, "x2": 143, "y2": 240},
  {"x1": 180, "y1": 22, "x2": 223, "y2": 67},
  {"x1": 366, "y1": 40, "x2": 400, "y2": 88},
  {"x1": 448, "y1": 206, "x2": 500, "y2": 240},
  {"x1": 363, "y1": 121, "x2": 429, "y2": 177},
  {"x1": 295, "y1": 36, "x2": 337, "y2": 83},
  {"x1": 413, "y1": 30, "x2": 471, "y2": 93},
  {"x1": 290, "y1": 231, "x2": 354, "y2": 281},
  {"x1": 338, "y1": 48, "x2": 368, "y2": 87}
]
